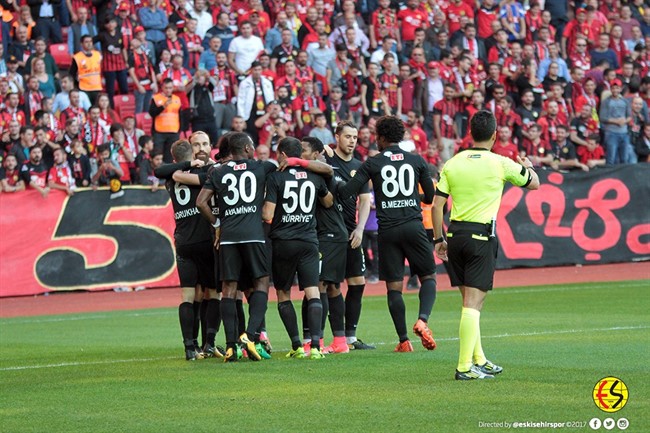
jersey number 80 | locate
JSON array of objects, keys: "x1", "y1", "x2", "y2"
[{"x1": 381, "y1": 165, "x2": 415, "y2": 198}]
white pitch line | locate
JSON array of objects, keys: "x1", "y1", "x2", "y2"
[{"x1": 1, "y1": 325, "x2": 646, "y2": 372}]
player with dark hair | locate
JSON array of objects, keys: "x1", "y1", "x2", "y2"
[
  {"x1": 433, "y1": 110, "x2": 540, "y2": 380},
  {"x1": 300, "y1": 136, "x2": 350, "y2": 353},
  {"x1": 322, "y1": 120, "x2": 375, "y2": 352},
  {"x1": 153, "y1": 139, "x2": 221, "y2": 361},
  {"x1": 337, "y1": 116, "x2": 439, "y2": 352},
  {"x1": 197, "y1": 132, "x2": 332, "y2": 361},
  {"x1": 262, "y1": 137, "x2": 334, "y2": 359}
]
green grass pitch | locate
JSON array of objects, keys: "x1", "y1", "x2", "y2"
[{"x1": 1, "y1": 280, "x2": 648, "y2": 433}]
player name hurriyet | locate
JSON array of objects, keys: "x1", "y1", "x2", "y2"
[
  {"x1": 224, "y1": 205, "x2": 257, "y2": 216},
  {"x1": 281, "y1": 214, "x2": 314, "y2": 223},
  {"x1": 175, "y1": 207, "x2": 201, "y2": 220},
  {"x1": 381, "y1": 199, "x2": 418, "y2": 209}
]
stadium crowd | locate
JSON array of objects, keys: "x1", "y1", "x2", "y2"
[{"x1": 0, "y1": 0, "x2": 649, "y2": 197}]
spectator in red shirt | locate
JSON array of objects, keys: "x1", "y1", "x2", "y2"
[
  {"x1": 0, "y1": 154, "x2": 25, "y2": 193},
  {"x1": 492, "y1": 124, "x2": 519, "y2": 161},
  {"x1": 433, "y1": 83, "x2": 460, "y2": 162},
  {"x1": 576, "y1": 133, "x2": 606, "y2": 168},
  {"x1": 444, "y1": 0, "x2": 475, "y2": 36},
  {"x1": 476, "y1": 0, "x2": 500, "y2": 40},
  {"x1": 522, "y1": 123, "x2": 553, "y2": 168},
  {"x1": 292, "y1": 78, "x2": 325, "y2": 137},
  {"x1": 398, "y1": 0, "x2": 428, "y2": 55},
  {"x1": 48, "y1": 147, "x2": 76, "y2": 196},
  {"x1": 561, "y1": 8, "x2": 592, "y2": 58},
  {"x1": 405, "y1": 109, "x2": 427, "y2": 155}
]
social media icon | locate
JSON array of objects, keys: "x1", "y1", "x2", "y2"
[
  {"x1": 589, "y1": 418, "x2": 602, "y2": 430},
  {"x1": 603, "y1": 418, "x2": 615, "y2": 430},
  {"x1": 617, "y1": 418, "x2": 629, "y2": 430}
]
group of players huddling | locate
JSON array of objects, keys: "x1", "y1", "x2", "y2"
[{"x1": 155, "y1": 116, "x2": 439, "y2": 364}]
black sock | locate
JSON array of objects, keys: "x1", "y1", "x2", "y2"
[
  {"x1": 345, "y1": 284, "x2": 365, "y2": 337},
  {"x1": 307, "y1": 298, "x2": 323, "y2": 350},
  {"x1": 418, "y1": 278, "x2": 437, "y2": 322},
  {"x1": 179, "y1": 302, "x2": 195, "y2": 349},
  {"x1": 301, "y1": 296, "x2": 309, "y2": 340},
  {"x1": 320, "y1": 292, "x2": 329, "y2": 335},
  {"x1": 236, "y1": 299, "x2": 245, "y2": 336},
  {"x1": 246, "y1": 291, "x2": 268, "y2": 341},
  {"x1": 387, "y1": 290, "x2": 408, "y2": 342},
  {"x1": 328, "y1": 293, "x2": 345, "y2": 337},
  {"x1": 255, "y1": 318, "x2": 266, "y2": 340},
  {"x1": 205, "y1": 299, "x2": 221, "y2": 346},
  {"x1": 220, "y1": 298, "x2": 238, "y2": 347},
  {"x1": 278, "y1": 300, "x2": 301, "y2": 350},
  {"x1": 200, "y1": 299, "x2": 208, "y2": 347},
  {"x1": 192, "y1": 301, "x2": 201, "y2": 346}
]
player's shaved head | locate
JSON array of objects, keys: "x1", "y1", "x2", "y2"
[{"x1": 229, "y1": 132, "x2": 254, "y2": 157}]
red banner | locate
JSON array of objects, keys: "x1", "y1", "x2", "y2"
[
  {"x1": 0, "y1": 187, "x2": 179, "y2": 297},
  {"x1": 1, "y1": 166, "x2": 649, "y2": 297}
]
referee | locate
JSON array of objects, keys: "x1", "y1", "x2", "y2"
[{"x1": 432, "y1": 110, "x2": 540, "y2": 380}]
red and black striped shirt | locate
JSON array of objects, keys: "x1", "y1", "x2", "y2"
[
  {"x1": 433, "y1": 98, "x2": 460, "y2": 139},
  {"x1": 96, "y1": 31, "x2": 126, "y2": 72}
]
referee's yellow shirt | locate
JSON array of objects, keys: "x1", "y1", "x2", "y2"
[{"x1": 436, "y1": 148, "x2": 531, "y2": 224}]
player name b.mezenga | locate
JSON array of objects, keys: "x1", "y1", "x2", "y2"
[{"x1": 381, "y1": 199, "x2": 418, "y2": 209}]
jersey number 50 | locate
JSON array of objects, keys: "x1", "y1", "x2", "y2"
[
  {"x1": 381, "y1": 165, "x2": 415, "y2": 198},
  {"x1": 283, "y1": 180, "x2": 315, "y2": 213}
]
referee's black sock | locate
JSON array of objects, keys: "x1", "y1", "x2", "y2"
[
  {"x1": 200, "y1": 299, "x2": 208, "y2": 347},
  {"x1": 301, "y1": 296, "x2": 309, "y2": 341},
  {"x1": 192, "y1": 301, "x2": 201, "y2": 346},
  {"x1": 220, "y1": 298, "x2": 238, "y2": 347},
  {"x1": 418, "y1": 278, "x2": 437, "y2": 322},
  {"x1": 178, "y1": 302, "x2": 195, "y2": 349},
  {"x1": 278, "y1": 300, "x2": 301, "y2": 350},
  {"x1": 307, "y1": 298, "x2": 323, "y2": 350},
  {"x1": 246, "y1": 291, "x2": 268, "y2": 342},
  {"x1": 345, "y1": 284, "x2": 365, "y2": 337},
  {"x1": 205, "y1": 299, "x2": 221, "y2": 346},
  {"x1": 236, "y1": 299, "x2": 246, "y2": 336},
  {"x1": 387, "y1": 290, "x2": 408, "y2": 342},
  {"x1": 320, "y1": 292, "x2": 329, "y2": 335},
  {"x1": 328, "y1": 293, "x2": 345, "y2": 337}
]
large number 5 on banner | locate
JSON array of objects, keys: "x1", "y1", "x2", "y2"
[{"x1": 35, "y1": 189, "x2": 175, "y2": 290}]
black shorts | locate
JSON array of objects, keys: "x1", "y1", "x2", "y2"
[
  {"x1": 219, "y1": 242, "x2": 269, "y2": 284},
  {"x1": 446, "y1": 222, "x2": 498, "y2": 291},
  {"x1": 272, "y1": 240, "x2": 320, "y2": 292},
  {"x1": 319, "y1": 240, "x2": 347, "y2": 284},
  {"x1": 378, "y1": 220, "x2": 436, "y2": 282},
  {"x1": 345, "y1": 243, "x2": 366, "y2": 279},
  {"x1": 176, "y1": 240, "x2": 217, "y2": 288}
]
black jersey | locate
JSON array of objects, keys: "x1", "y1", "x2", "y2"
[
  {"x1": 316, "y1": 176, "x2": 348, "y2": 243},
  {"x1": 265, "y1": 167, "x2": 329, "y2": 244},
  {"x1": 326, "y1": 152, "x2": 369, "y2": 232},
  {"x1": 164, "y1": 166, "x2": 213, "y2": 247},
  {"x1": 338, "y1": 146, "x2": 435, "y2": 231},
  {"x1": 204, "y1": 159, "x2": 276, "y2": 244}
]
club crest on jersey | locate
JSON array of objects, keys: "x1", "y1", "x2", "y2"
[
  {"x1": 233, "y1": 163, "x2": 247, "y2": 170},
  {"x1": 295, "y1": 171, "x2": 307, "y2": 179}
]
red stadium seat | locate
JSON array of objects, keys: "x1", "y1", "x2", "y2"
[
  {"x1": 50, "y1": 44, "x2": 72, "y2": 68},
  {"x1": 113, "y1": 94, "x2": 136, "y2": 120},
  {"x1": 136, "y1": 112, "x2": 152, "y2": 135}
]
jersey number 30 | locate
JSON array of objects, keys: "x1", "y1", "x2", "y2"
[
  {"x1": 222, "y1": 172, "x2": 257, "y2": 206},
  {"x1": 381, "y1": 165, "x2": 415, "y2": 198},
  {"x1": 282, "y1": 180, "x2": 315, "y2": 213}
]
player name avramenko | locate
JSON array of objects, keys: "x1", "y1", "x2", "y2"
[{"x1": 224, "y1": 205, "x2": 257, "y2": 216}]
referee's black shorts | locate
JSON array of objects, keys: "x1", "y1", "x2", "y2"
[
  {"x1": 319, "y1": 240, "x2": 347, "y2": 284},
  {"x1": 219, "y1": 242, "x2": 269, "y2": 284},
  {"x1": 176, "y1": 240, "x2": 217, "y2": 289},
  {"x1": 446, "y1": 222, "x2": 498, "y2": 291},
  {"x1": 378, "y1": 220, "x2": 436, "y2": 282},
  {"x1": 272, "y1": 239, "x2": 320, "y2": 292}
]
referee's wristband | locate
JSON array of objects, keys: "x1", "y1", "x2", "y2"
[
  {"x1": 212, "y1": 218, "x2": 221, "y2": 228},
  {"x1": 434, "y1": 236, "x2": 445, "y2": 245}
]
